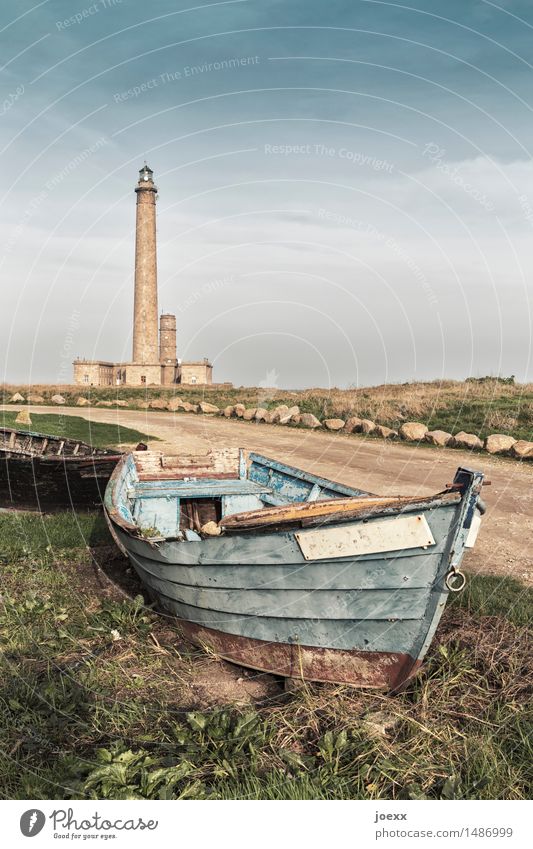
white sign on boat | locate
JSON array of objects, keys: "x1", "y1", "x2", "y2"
[{"x1": 295, "y1": 514, "x2": 436, "y2": 561}]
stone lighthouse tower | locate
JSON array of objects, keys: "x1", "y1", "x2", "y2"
[{"x1": 132, "y1": 163, "x2": 158, "y2": 363}]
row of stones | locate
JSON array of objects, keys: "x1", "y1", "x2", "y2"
[{"x1": 7, "y1": 393, "x2": 533, "y2": 459}]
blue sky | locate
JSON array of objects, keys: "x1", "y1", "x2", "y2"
[{"x1": 1, "y1": 0, "x2": 533, "y2": 387}]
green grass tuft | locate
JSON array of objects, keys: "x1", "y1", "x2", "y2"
[{"x1": 449, "y1": 574, "x2": 533, "y2": 627}]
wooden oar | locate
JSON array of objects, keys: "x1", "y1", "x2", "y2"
[{"x1": 221, "y1": 490, "x2": 461, "y2": 532}]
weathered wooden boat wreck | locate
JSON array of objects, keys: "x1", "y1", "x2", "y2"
[
  {"x1": 0, "y1": 427, "x2": 123, "y2": 509},
  {"x1": 105, "y1": 448, "x2": 485, "y2": 690}
]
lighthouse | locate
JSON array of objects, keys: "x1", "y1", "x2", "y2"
[{"x1": 132, "y1": 163, "x2": 159, "y2": 363}]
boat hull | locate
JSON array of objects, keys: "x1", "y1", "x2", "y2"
[
  {"x1": 0, "y1": 455, "x2": 120, "y2": 509},
  {"x1": 109, "y1": 503, "x2": 456, "y2": 689}
]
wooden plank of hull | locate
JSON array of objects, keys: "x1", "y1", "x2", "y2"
[
  {"x1": 135, "y1": 589, "x2": 426, "y2": 653},
  {"x1": 178, "y1": 619, "x2": 422, "y2": 689},
  {"x1": 132, "y1": 570, "x2": 432, "y2": 620},
  {"x1": 121, "y1": 547, "x2": 441, "y2": 590}
]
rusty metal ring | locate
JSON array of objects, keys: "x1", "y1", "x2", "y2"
[{"x1": 446, "y1": 569, "x2": 466, "y2": 593}]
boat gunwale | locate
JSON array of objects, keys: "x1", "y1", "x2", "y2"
[{"x1": 0, "y1": 426, "x2": 122, "y2": 460}]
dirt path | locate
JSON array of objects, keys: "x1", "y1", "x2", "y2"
[{"x1": 5, "y1": 405, "x2": 532, "y2": 585}]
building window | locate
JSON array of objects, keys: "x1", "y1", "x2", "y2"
[
  {"x1": 141, "y1": 375, "x2": 146, "y2": 384},
  {"x1": 190, "y1": 375, "x2": 197, "y2": 384},
  {"x1": 83, "y1": 374, "x2": 89, "y2": 383}
]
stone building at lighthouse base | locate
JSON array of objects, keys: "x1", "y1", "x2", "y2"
[
  {"x1": 73, "y1": 164, "x2": 214, "y2": 388},
  {"x1": 72, "y1": 357, "x2": 213, "y2": 387}
]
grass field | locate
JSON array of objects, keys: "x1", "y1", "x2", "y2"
[
  {"x1": 2, "y1": 378, "x2": 532, "y2": 442},
  {"x1": 0, "y1": 412, "x2": 155, "y2": 449},
  {"x1": 0, "y1": 511, "x2": 531, "y2": 801}
]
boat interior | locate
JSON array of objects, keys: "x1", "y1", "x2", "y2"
[{"x1": 121, "y1": 448, "x2": 370, "y2": 539}]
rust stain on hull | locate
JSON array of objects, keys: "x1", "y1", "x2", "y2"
[{"x1": 178, "y1": 620, "x2": 422, "y2": 690}]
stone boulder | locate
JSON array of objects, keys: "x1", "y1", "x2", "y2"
[
  {"x1": 9, "y1": 393, "x2": 24, "y2": 402},
  {"x1": 234, "y1": 404, "x2": 246, "y2": 418},
  {"x1": 76, "y1": 397, "x2": 90, "y2": 406},
  {"x1": 374, "y1": 424, "x2": 398, "y2": 439},
  {"x1": 179, "y1": 401, "x2": 198, "y2": 413},
  {"x1": 223, "y1": 405, "x2": 235, "y2": 418},
  {"x1": 51, "y1": 394, "x2": 65, "y2": 405},
  {"x1": 200, "y1": 402, "x2": 219, "y2": 415},
  {"x1": 270, "y1": 405, "x2": 289, "y2": 423},
  {"x1": 167, "y1": 398, "x2": 185, "y2": 412},
  {"x1": 254, "y1": 408, "x2": 269, "y2": 422},
  {"x1": 484, "y1": 434, "x2": 517, "y2": 455},
  {"x1": 344, "y1": 417, "x2": 363, "y2": 433},
  {"x1": 511, "y1": 440, "x2": 533, "y2": 460},
  {"x1": 15, "y1": 410, "x2": 32, "y2": 425},
  {"x1": 115, "y1": 400, "x2": 128, "y2": 407},
  {"x1": 299, "y1": 413, "x2": 322, "y2": 429},
  {"x1": 149, "y1": 399, "x2": 167, "y2": 410},
  {"x1": 360, "y1": 419, "x2": 376, "y2": 435},
  {"x1": 96, "y1": 400, "x2": 113, "y2": 407},
  {"x1": 324, "y1": 418, "x2": 345, "y2": 431},
  {"x1": 451, "y1": 431, "x2": 483, "y2": 450},
  {"x1": 27, "y1": 394, "x2": 44, "y2": 404},
  {"x1": 275, "y1": 406, "x2": 300, "y2": 425},
  {"x1": 399, "y1": 422, "x2": 428, "y2": 441},
  {"x1": 425, "y1": 429, "x2": 452, "y2": 447},
  {"x1": 139, "y1": 401, "x2": 150, "y2": 409},
  {"x1": 242, "y1": 408, "x2": 257, "y2": 421}
]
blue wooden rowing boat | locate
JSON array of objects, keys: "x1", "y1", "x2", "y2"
[{"x1": 104, "y1": 447, "x2": 485, "y2": 689}]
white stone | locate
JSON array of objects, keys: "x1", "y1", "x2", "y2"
[
  {"x1": 373, "y1": 424, "x2": 398, "y2": 439},
  {"x1": 511, "y1": 440, "x2": 533, "y2": 459},
  {"x1": 399, "y1": 422, "x2": 428, "y2": 441},
  {"x1": 324, "y1": 418, "x2": 345, "y2": 431},
  {"x1": 344, "y1": 417, "x2": 363, "y2": 433},
  {"x1": 484, "y1": 434, "x2": 516, "y2": 455},
  {"x1": 425, "y1": 429, "x2": 452, "y2": 447},
  {"x1": 200, "y1": 402, "x2": 219, "y2": 414},
  {"x1": 15, "y1": 410, "x2": 32, "y2": 425},
  {"x1": 451, "y1": 431, "x2": 483, "y2": 450},
  {"x1": 299, "y1": 413, "x2": 322, "y2": 429}
]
